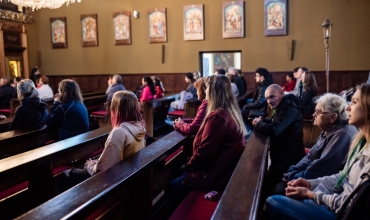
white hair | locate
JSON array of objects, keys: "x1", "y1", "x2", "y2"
[{"x1": 316, "y1": 93, "x2": 348, "y2": 120}]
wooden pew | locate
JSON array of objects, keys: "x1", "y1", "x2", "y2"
[
  {"x1": 83, "y1": 94, "x2": 107, "y2": 113},
  {"x1": 211, "y1": 130, "x2": 270, "y2": 220},
  {"x1": 0, "y1": 126, "x2": 112, "y2": 219},
  {"x1": 0, "y1": 117, "x2": 13, "y2": 133},
  {"x1": 0, "y1": 125, "x2": 58, "y2": 159},
  {"x1": 15, "y1": 131, "x2": 192, "y2": 220},
  {"x1": 142, "y1": 93, "x2": 180, "y2": 136}
]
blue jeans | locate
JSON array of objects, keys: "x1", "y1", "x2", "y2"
[{"x1": 265, "y1": 195, "x2": 336, "y2": 220}]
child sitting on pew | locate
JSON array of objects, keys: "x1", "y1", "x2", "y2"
[
  {"x1": 62, "y1": 91, "x2": 146, "y2": 186},
  {"x1": 140, "y1": 76, "x2": 156, "y2": 102}
]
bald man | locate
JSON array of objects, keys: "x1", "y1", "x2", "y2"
[{"x1": 252, "y1": 84, "x2": 305, "y2": 199}]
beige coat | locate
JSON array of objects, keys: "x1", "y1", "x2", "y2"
[{"x1": 86, "y1": 121, "x2": 146, "y2": 175}]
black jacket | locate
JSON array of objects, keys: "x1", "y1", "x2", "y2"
[
  {"x1": 46, "y1": 100, "x2": 89, "y2": 140},
  {"x1": 234, "y1": 75, "x2": 245, "y2": 98},
  {"x1": 244, "y1": 80, "x2": 272, "y2": 117},
  {"x1": 253, "y1": 94, "x2": 305, "y2": 167},
  {"x1": 0, "y1": 84, "x2": 17, "y2": 109},
  {"x1": 301, "y1": 88, "x2": 317, "y2": 116},
  {"x1": 9, "y1": 97, "x2": 48, "y2": 131}
]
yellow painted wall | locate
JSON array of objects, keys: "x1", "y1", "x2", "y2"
[{"x1": 25, "y1": 0, "x2": 370, "y2": 75}]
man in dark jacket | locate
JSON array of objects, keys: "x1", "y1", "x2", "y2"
[
  {"x1": 241, "y1": 67, "x2": 272, "y2": 122},
  {"x1": 0, "y1": 76, "x2": 17, "y2": 109},
  {"x1": 252, "y1": 84, "x2": 305, "y2": 198},
  {"x1": 228, "y1": 67, "x2": 245, "y2": 98}
]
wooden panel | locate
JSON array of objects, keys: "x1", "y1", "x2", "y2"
[{"x1": 243, "y1": 70, "x2": 369, "y2": 95}]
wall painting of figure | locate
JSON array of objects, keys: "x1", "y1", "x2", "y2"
[
  {"x1": 222, "y1": 1, "x2": 245, "y2": 38},
  {"x1": 113, "y1": 11, "x2": 131, "y2": 45},
  {"x1": 50, "y1": 17, "x2": 67, "y2": 49},
  {"x1": 265, "y1": 0, "x2": 288, "y2": 36},
  {"x1": 81, "y1": 14, "x2": 98, "y2": 47},
  {"x1": 183, "y1": 4, "x2": 204, "y2": 41},
  {"x1": 148, "y1": 8, "x2": 167, "y2": 43}
]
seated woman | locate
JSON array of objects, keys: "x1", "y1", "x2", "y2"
[
  {"x1": 9, "y1": 79, "x2": 48, "y2": 131},
  {"x1": 226, "y1": 73, "x2": 239, "y2": 97},
  {"x1": 165, "y1": 75, "x2": 246, "y2": 215},
  {"x1": 281, "y1": 72, "x2": 296, "y2": 93},
  {"x1": 300, "y1": 71, "x2": 318, "y2": 115},
  {"x1": 62, "y1": 91, "x2": 146, "y2": 185},
  {"x1": 273, "y1": 93, "x2": 357, "y2": 194},
  {"x1": 265, "y1": 83, "x2": 370, "y2": 220},
  {"x1": 46, "y1": 79, "x2": 89, "y2": 140},
  {"x1": 173, "y1": 77, "x2": 207, "y2": 134},
  {"x1": 36, "y1": 75, "x2": 54, "y2": 100},
  {"x1": 169, "y1": 72, "x2": 197, "y2": 111},
  {"x1": 151, "y1": 76, "x2": 165, "y2": 99},
  {"x1": 140, "y1": 76, "x2": 156, "y2": 102}
]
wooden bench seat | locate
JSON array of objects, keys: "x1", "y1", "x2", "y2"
[
  {"x1": 0, "y1": 117, "x2": 13, "y2": 133},
  {"x1": 0, "y1": 125, "x2": 57, "y2": 159},
  {"x1": 16, "y1": 131, "x2": 192, "y2": 219},
  {"x1": 0, "y1": 126, "x2": 112, "y2": 219}
]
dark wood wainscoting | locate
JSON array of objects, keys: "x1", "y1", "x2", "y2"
[
  {"x1": 47, "y1": 73, "x2": 189, "y2": 94},
  {"x1": 243, "y1": 70, "x2": 369, "y2": 95},
  {"x1": 47, "y1": 70, "x2": 369, "y2": 95}
]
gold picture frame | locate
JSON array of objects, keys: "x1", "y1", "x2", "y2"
[
  {"x1": 50, "y1": 17, "x2": 67, "y2": 49},
  {"x1": 113, "y1": 11, "x2": 131, "y2": 45},
  {"x1": 148, "y1": 8, "x2": 167, "y2": 43},
  {"x1": 81, "y1": 14, "x2": 98, "y2": 47}
]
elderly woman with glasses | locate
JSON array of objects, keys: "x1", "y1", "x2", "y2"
[{"x1": 272, "y1": 93, "x2": 357, "y2": 195}]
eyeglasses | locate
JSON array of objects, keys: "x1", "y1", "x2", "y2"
[{"x1": 313, "y1": 109, "x2": 329, "y2": 115}]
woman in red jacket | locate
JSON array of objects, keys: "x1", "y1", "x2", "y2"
[
  {"x1": 140, "y1": 76, "x2": 156, "y2": 102},
  {"x1": 173, "y1": 77, "x2": 207, "y2": 134},
  {"x1": 151, "y1": 76, "x2": 165, "y2": 99},
  {"x1": 164, "y1": 75, "x2": 247, "y2": 216}
]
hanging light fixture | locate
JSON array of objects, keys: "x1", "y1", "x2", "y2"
[{"x1": 5, "y1": 0, "x2": 81, "y2": 11}]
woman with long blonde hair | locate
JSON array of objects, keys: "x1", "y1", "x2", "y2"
[
  {"x1": 165, "y1": 75, "x2": 246, "y2": 217},
  {"x1": 265, "y1": 83, "x2": 370, "y2": 220}
]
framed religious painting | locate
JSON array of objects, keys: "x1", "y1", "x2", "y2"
[
  {"x1": 183, "y1": 4, "x2": 204, "y2": 41},
  {"x1": 113, "y1": 11, "x2": 131, "y2": 45},
  {"x1": 222, "y1": 1, "x2": 245, "y2": 38},
  {"x1": 147, "y1": 8, "x2": 167, "y2": 43},
  {"x1": 264, "y1": 0, "x2": 288, "y2": 36},
  {"x1": 81, "y1": 14, "x2": 98, "y2": 47},
  {"x1": 50, "y1": 17, "x2": 67, "y2": 49}
]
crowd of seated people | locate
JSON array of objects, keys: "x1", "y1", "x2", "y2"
[
  {"x1": 3, "y1": 67, "x2": 370, "y2": 220},
  {"x1": 264, "y1": 83, "x2": 370, "y2": 220}
]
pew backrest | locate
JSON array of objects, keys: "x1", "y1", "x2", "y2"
[
  {"x1": 0, "y1": 117, "x2": 13, "y2": 133},
  {"x1": 0, "y1": 125, "x2": 57, "y2": 159},
  {"x1": 211, "y1": 130, "x2": 270, "y2": 220},
  {"x1": 16, "y1": 131, "x2": 191, "y2": 220}
]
